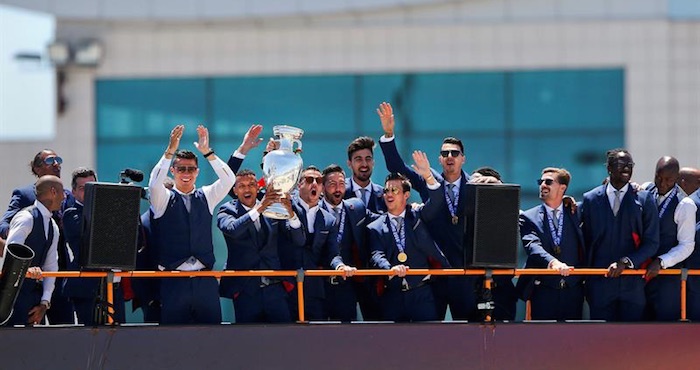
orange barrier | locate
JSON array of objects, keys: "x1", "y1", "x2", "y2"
[{"x1": 19, "y1": 268, "x2": 696, "y2": 323}]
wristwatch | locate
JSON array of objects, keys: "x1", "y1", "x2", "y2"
[
  {"x1": 40, "y1": 300, "x2": 51, "y2": 310},
  {"x1": 658, "y1": 257, "x2": 666, "y2": 269},
  {"x1": 620, "y1": 257, "x2": 633, "y2": 268}
]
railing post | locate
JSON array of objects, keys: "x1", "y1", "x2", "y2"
[
  {"x1": 106, "y1": 271, "x2": 115, "y2": 325},
  {"x1": 479, "y1": 269, "x2": 494, "y2": 323},
  {"x1": 296, "y1": 269, "x2": 305, "y2": 323},
  {"x1": 681, "y1": 268, "x2": 688, "y2": 322}
]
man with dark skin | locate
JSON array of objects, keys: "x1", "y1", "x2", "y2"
[
  {"x1": 642, "y1": 157, "x2": 696, "y2": 321},
  {"x1": 4, "y1": 175, "x2": 65, "y2": 325},
  {"x1": 679, "y1": 167, "x2": 700, "y2": 200},
  {"x1": 581, "y1": 149, "x2": 659, "y2": 321}
]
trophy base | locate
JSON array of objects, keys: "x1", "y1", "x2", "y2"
[{"x1": 262, "y1": 204, "x2": 293, "y2": 220}]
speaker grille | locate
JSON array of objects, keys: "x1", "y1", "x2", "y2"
[
  {"x1": 470, "y1": 185, "x2": 520, "y2": 268},
  {"x1": 81, "y1": 183, "x2": 141, "y2": 270}
]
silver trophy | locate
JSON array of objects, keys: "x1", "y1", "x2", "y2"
[{"x1": 262, "y1": 125, "x2": 304, "y2": 219}]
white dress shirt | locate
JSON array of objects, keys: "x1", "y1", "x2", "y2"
[
  {"x1": 297, "y1": 197, "x2": 319, "y2": 233},
  {"x1": 5, "y1": 200, "x2": 59, "y2": 302},
  {"x1": 658, "y1": 192, "x2": 697, "y2": 268}
]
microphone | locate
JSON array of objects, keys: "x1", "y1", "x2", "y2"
[{"x1": 121, "y1": 168, "x2": 144, "y2": 183}]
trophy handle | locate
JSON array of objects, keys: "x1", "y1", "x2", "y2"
[{"x1": 292, "y1": 139, "x2": 302, "y2": 154}]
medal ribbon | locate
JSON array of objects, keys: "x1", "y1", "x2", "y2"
[
  {"x1": 657, "y1": 186, "x2": 678, "y2": 219},
  {"x1": 445, "y1": 183, "x2": 460, "y2": 219},
  {"x1": 390, "y1": 216, "x2": 406, "y2": 254},
  {"x1": 542, "y1": 205, "x2": 564, "y2": 246},
  {"x1": 335, "y1": 206, "x2": 347, "y2": 245}
]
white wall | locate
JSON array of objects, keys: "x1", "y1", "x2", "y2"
[{"x1": 1, "y1": 1, "x2": 699, "y2": 201}]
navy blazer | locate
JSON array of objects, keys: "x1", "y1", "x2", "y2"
[
  {"x1": 344, "y1": 178, "x2": 387, "y2": 214},
  {"x1": 217, "y1": 200, "x2": 305, "y2": 298},
  {"x1": 581, "y1": 184, "x2": 659, "y2": 268},
  {"x1": 689, "y1": 190, "x2": 700, "y2": 222},
  {"x1": 518, "y1": 204, "x2": 585, "y2": 294},
  {"x1": 1, "y1": 184, "x2": 75, "y2": 238},
  {"x1": 368, "y1": 205, "x2": 450, "y2": 289},
  {"x1": 321, "y1": 197, "x2": 380, "y2": 269},
  {"x1": 61, "y1": 202, "x2": 100, "y2": 298}
]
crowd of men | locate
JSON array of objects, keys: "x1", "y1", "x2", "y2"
[{"x1": 1, "y1": 101, "x2": 700, "y2": 326}]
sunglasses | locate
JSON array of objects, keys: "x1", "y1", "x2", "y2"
[
  {"x1": 303, "y1": 176, "x2": 323, "y2": 185},
  {"x1": 43, "y1": 156, "x2": 63, "y2": 165},
  {"x1": 440, "y1": 150, "x2": 462, "y2": 158},
  {"x1": 174, "y1": 166, "x2": 198, "y2": 173},
  {"x1": 383, "y1": 186, "x2": 402, "y2": 195},
  {"x1": 537, "y1": 179, "x2": 557, "y2": 186},
  {"x1": 611, "y1": 161, "x2": 635, "y2": 169}
]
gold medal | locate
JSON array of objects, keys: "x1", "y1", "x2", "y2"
[
  {"x1": 398, "y1": 252, "x2": 408, "y2": 263},
  {"x1": 451, "y1": 215, "x2": 458, "y2": 225}
]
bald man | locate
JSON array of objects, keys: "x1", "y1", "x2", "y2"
[
  {"x1": 643, "y1": 157, "x2": 697, "y2": 321},
  {"x1": 4, "y1": 175, "x2": 65, "y2": 325}
]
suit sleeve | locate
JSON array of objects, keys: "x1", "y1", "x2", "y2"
[
  {"x1": 217, "y1": 204, "x2": 255, "y2": 239},
  {"x1": 62, "y1": 207, "x2": 82, "y2": 270},
  {"x1": 0, "y1": 189, "x2": 25, "y2": 238},
  {"x1": 325, "y1": 220, "x2": 344, "y2": 269},
  {"x1": 519, "y1": 212, "x2": 554, "y2": 268},
  {"x1": 379, "y1": 137, "x2": 429, "y2": 202},
  {"x1": 227, "y1": 154, "x2": 245, "y2": 174},
  {"x1": 629, "y1": 193, "x2": 660, "y2": 267},
  {"x1": 420, "y1": 183, "x2": 445, "y2": 222},
  {"x1": 368, "y1": 227, "x2": 392, "y2": 270}
]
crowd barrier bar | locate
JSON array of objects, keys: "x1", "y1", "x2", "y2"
[{"x1": 10, "y1": 268, "x2": 696, "y2": 323}]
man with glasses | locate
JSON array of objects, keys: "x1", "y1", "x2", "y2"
[
  {"x1": 376, "y1": 102, "x2": 497, "y2": 321},
  {"x1": 148, "y1": 124, "x2": 235, "y2": 325},
  {"x1": 0, "y1": 149, "x2": 75, "y2": 324},
  {"x1": 368, "y1": 155, "x2": 449, "y2": 321},
  {"x1": 344, "y1": 137, "x2": 387, "y2": 214},
  {"x1": 279, "y1": 165, "x2": 355, "y2": 321},
  {"x1": 641, "y1": 157, "x2": 696, "y2": 321},
  {"x1": 581, "y1": 148, "x2": 659, "y2": 321},
  {"x1": 518, "y1": 168, "x2": 585, "y2": 320}
]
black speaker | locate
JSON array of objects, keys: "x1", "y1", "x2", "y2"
[
  {"x1": 464, "y1": 184, "x2": 520, "y2": 268},
  {"x1": 80, "y1": 182, "x2": 141, "y2": 270}
]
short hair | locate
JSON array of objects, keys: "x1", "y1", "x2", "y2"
[
  {"x1": 172, "y1": 150, "x2": 198, "y2": 166},
  {"x1": 385, "y1": 172, "x2": 411, "y2": 193},
  {"x1": 303, "y1": 165, "x2": 321, "y2": 174},
  {"x1": 322, "y1": 164, "x2": 345, "y2": 183},
  {"x1": 236, "y1": 169, "x2": 257, "y2": 179},
  {"x1": 442, "y1": 137, "x2": 464, "y2": 154},
  {"x1": 542, "y1": 167, "x2": 571, "y2": 187},
  {"x1": 30, "y1": 149, "x2": 55, "y2": 176},
  {"x1": 472, "y1": 166, "x2": 501, "y2": 181},
  {"x1": 71, "y1": 167, "x2": 97, "y2": 190},
  {"x1": 347, "y1": 136, "x2": 375, "y2": 160},
  {"x1": 606, "y1": 148, "x2": 630, "y2": 166}
]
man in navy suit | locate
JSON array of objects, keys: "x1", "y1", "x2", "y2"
[
  {"x1": 321, "y1": 164, "x2": 380, "y2": 321},
  {"x1": 217, "y1": 169, "x2": 304, "y2": 323},
  {"x1": 369, "y1": 163, "x2": 450, "y2": 322},
  {"x1": 518, "y1": 168, "x2": 585, "y2": 320},
  {"x1": 279, "y1": 166, "x2": 355, "y2": 321},
  {"x1": 376, "y1": 102, "x2": 500, "y2": 321},
  {"x1": 581, "y1": 148, "x2": 659, "y2": 321},
  {"x1": 678, "y1": 167, "x2": 700, "y2": 320},
  {"x1": 62, "y1": 167, "x2": 126, "y2": 325},
  {"x1": 0, "y1": 149, "x2": 75, "y2": 324},
  {"x1": 344, "y1": 136, "x2": 387, "y2": 214},
  {"x1": 643, "y1": 157, "x2": 696, "y2": 321}
]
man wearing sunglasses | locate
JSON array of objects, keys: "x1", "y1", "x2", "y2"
[
  {"x1": 368, "y1": 155, "x2": 450, "y2": 321},
  {"x1": 321, "y1": 164, "x2": 381, "y2": 321},
  {"x1": 581, "y1": 148, "x2": 659, "y2": 321},
  {"x1": 148, "y1": 124, "x2": 235, "y2": 325},
  {"x1": 640, "y1": 157, "x2": 696, "y2": 321},
  {"x1": 376, "y1": 102, "x2": 498, "y2": 321},
  {"x1": 278, "y1": 165, "x2": 355, "y2": 320},
  {"x1": 344, "y1": 136, "x2": 387, "y2": 214},
  {"x1": 518, "y1": 168, "x2": 585, "y2": 320},
  {"x1": 0, "y1": 149, "x2": 76, "y2": 325}
]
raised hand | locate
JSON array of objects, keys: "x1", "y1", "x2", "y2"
[
  {"x1": 410, "y1": 150, "x2": 433, "y2": 180},
  {"x1": 265, "y1": 138, "x2": 280, "y2": 153},
  {"x1": 194, "y1": 125, "x2": 211, "y2": 154},
  {"x1": 258, "y1": 184, "x2": 281, "y2": 213},
  {"x1": 238, "y1": 124, "x2": 264, "y2": 155},
  {"x1": 376, "y1": 102, "x2": 395, "y2": 137},
  {"x1": 167, "y1": 125, "x2": 185, "y2": 154}
]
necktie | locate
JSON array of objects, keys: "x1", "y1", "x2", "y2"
[
  {"x1": 657, "y1": 194, "x2": 664, "y2": 207},
  {"x1": 182, "y1": 194, "x2": 191, "y2": 213},
  {"x1": 551, "y1": 209, "x2": 559, "y2": 231},
  {"x1": 254, "y1": 217, "x2": 261, "y2": 232},
  {"x1": 333, "y1": 207, "x2": 342, "y2": 225},
  {"x1": 360, "y1": 188, "x2": 368, "y2": 206},
  {"x1": 447, "y1": 183, "x2": 456, "y2": 204},
  {"x1": 612, "y1": 190, "x2": 621, "y2": 216},
  {"x1": 394, "y1": 216, "x2": 403, "y2": 234}
]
